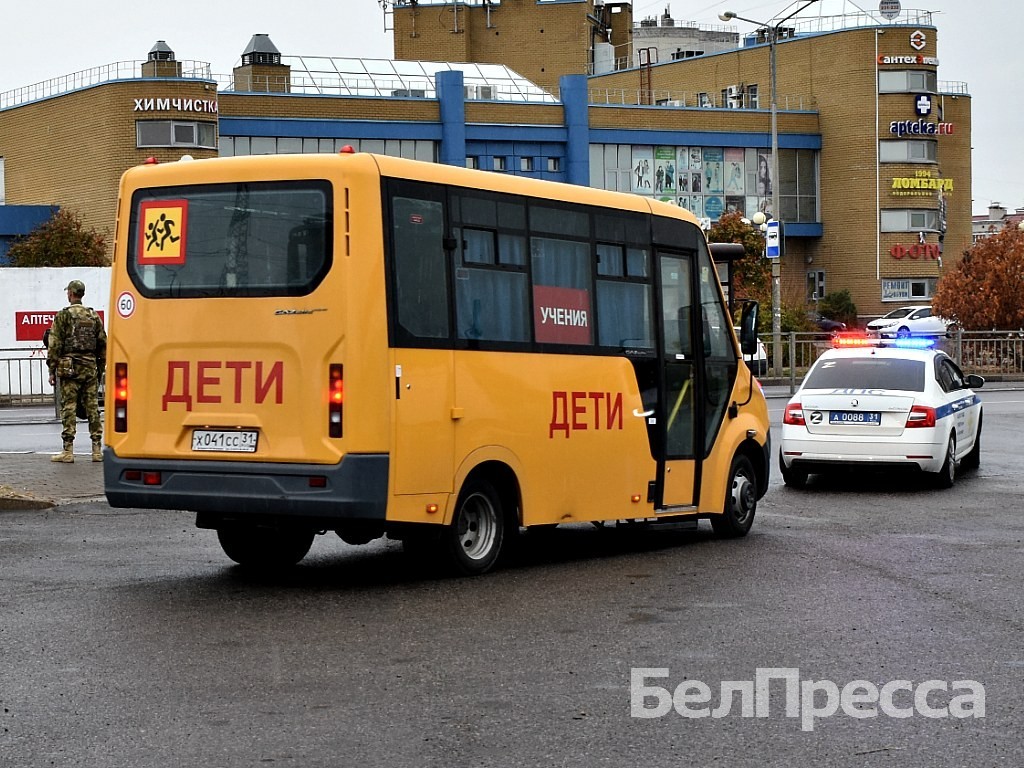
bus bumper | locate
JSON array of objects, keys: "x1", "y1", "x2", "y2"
[{"x1": 103, "y1": 449, "x2": 389, "y2": 522}]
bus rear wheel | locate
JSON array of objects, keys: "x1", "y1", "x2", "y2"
[
  {"x1": 217, "y1": 525, "x2": 315, "y2": 568},
  {"x1": 443, "y1": 477, "x2": 505, "y2": 576},
  {"x1": 711, "y1": 454, "x2": 757, "y2": 538}
]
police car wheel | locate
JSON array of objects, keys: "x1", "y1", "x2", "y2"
[
  {"x1": 933, "y1": 432, "x2": 957, "y2": 489},
  {"x1": 961, "y1": 415, "x2": 982, "y2": 471},
  {"x1": 712, "y1": 454, "x2": 757, "y2": 538},
  {"x1": 779, "y1": 451, "x2": 808, "y2": 489}
]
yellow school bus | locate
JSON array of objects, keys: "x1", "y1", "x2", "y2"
[{"x1": 103, "y1": 151, "x2": 770, "y2": 574}]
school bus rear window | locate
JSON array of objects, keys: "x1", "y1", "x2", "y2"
[{"x1": 127, "y1": 180, "x2": 332, "y2": 298}]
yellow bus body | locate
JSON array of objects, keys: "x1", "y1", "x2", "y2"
[{"x1": 104, "y1": 152, "x2": 770, "y2": 571}]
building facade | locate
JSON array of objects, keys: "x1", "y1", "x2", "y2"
[{"x1": 0, "y1": 0, "x2": 971, "y2": 320}]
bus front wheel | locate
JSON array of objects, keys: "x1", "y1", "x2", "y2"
[
  {"x1": 443, "y1": 477, "x2": 505, "y2": 576},
  {"x1": 711, "y1": 454, "x2": 758, "y2": 538},
  {"x1": 217, "y1": 525, "x2": 315, "y2": 568}
]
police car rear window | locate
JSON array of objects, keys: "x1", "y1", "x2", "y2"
[{"x1": 804, "y1": 358, "x2": 926, "y2": 392}]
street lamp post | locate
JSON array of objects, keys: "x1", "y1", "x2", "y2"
[{"x1": 720, "y1": 0, "x2": 820, "y2": 377}]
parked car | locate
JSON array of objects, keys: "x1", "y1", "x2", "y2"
[
  {"x1": 866, "y1": 305, "x2": 950, "y2": 338},
  {"x1": 807, "y1": 312, "x2": 847, "y2": 332},
  {"x1": 735, "y1": 326, "x2": 768, "y2": 376},
  {"x1": 779, "y1": 337, "x2": 984, "y2": 489}
]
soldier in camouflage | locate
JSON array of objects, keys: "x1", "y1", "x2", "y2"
[{"x1": 47, "y1": 280, "x2": 107, "y2": 463}]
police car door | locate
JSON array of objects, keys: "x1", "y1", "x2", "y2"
[{"x1": 937, "y1": 356, "x2": 977, "y2": 456}]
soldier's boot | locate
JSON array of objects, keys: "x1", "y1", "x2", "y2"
[
  {"x1": 51, "y1": 442, "x2": 75, "y2": 463},
  {"x1": 92, "y1": 442, "x2": 103, "y2": 462}
]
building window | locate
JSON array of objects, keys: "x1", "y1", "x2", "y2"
[
  {"x1": 493, "y1": 156, "x2": 506, "y2": 172},
  {"x1": 747, "y1": 84, "x2": 759, "y2": 109},
  {"x1": 879, "y1": 140, "x2": 937, "y2": 163},
  {"x1": 546, "y1": 157, "x2": 560, "y2": 173},
  {"x1": 878, "y1": 69, "x2": 938, "y2": 93},
  {"x1": 807, "y1": 270, "x2": 826, "y2": 301},
  {"x1": 520, "y1": 157, "x2": 534, "y2": 172},
  {"x1": 880, "y1": 208, "x2": 940, "y2": 232},
  {"x1": 697, "y1": 92, "x2": 713, "y2": 108},
  {"x1": 881, "y1": 278, "x2": 937, "y2": 302},
  {"x1": 589, "y1": 143, "x2": 819, "y2": 224},
  {"x1": 219, "y1": 137, "x2": 437, "y2": 162},
  {"x1": 137, "y1": 120, "x2": 217, "y2": 149},
  {"x1": 466, "y1": 157, "x2": 480, "y2": 169}
]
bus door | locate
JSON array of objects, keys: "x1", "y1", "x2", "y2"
[
  {"x1": 388, "y1": 185, "x2": 456, "y2": 495},
  {"x1": 655, "y1": 252, "x2": 699, "y2": 509}
]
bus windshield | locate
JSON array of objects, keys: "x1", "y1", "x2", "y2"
[{"x1": 127, "y1": 180, "x2": 332, "y2": 298}]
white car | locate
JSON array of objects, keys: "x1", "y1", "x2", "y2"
[
  {"x1": 736, "y1": 327, "x2": 768, "y2": 376},
  {"x1": 865, "y1": 305, "x2": 950, "y2": 338},
  {"x1": 779, "y1": 338, "x2": 983, "y2": 488}
]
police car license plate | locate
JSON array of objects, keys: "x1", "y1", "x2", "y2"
[
  {"x1": 829, "y1": 411, "x2": 881, "y2": 425},
  {"x1": 191, "y1": 429, "x2": 258, "y2": 452}
]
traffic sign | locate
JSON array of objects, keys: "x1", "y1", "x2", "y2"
[{"x1": 765, "y1": 219, "x2": 782, "y2": 259}]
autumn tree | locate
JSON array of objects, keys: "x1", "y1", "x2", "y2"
[
  {"x1": 708, "y1": 211, "x2": 770, "y2": 313},
  {"x1": 6, "y1": 208, "x2": 108, "y2": 267},
  {"x1": 932, "y1": 223, "x2": 1024, "y2": 329}
]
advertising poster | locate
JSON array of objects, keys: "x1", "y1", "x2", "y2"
[
  {"x1": 688, "y1": 147, "x2": 703, "y2": 170},
  {"x1": 703, "y1": 148, "x2": 724, "y2": 194},
  {"x1": 745, "y1": 196, "x2": 761, "y2": 218},
  {"x1": 756, "y1": 152, "x2": 773, "y2": 196},
  {"x1": 654, "y1": 147, "x2": 676, "y2": 194},
  {"x1": 726, "y1": 196, "x2": 745, "y2": 215},
  {"x1": 704, "y1": 195, "x2": 725, "y2": 220},
  {"x1": 690, "y1": 171, "x2": 703, "y2": 195},
  {"x1": 677, "y1": 172, "x2": 690, "y2": 193},
  {"x1": 676, "y1": 147, "x2": 690, "y2": 172},
  {"x1": 687, "y1": 196, "x2": 704, "y2": 217},
  {"x1": 724, "y1": 148, "x2": 745, "y2": 195},
  {"x1": 631, "y1": 146, "x2": 654, "y2": 194}
]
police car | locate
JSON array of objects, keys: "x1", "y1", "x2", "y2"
[{"x1": 779, "y1": 337, "x2": 983, "y2": 488}]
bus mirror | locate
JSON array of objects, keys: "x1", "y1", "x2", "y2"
[{"x1": 739, "y1": 300, "x2": 760, "y2": 356}]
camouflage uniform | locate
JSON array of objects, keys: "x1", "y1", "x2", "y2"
[{"x1": 47, "y1": 281, "x2": 107, "y2": 462}]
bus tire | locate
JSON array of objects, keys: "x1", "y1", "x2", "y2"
[
  {"x1": 217, "y1": 525, "x2": 315, "y2": 568},
  {"x1": 443, "y1": 476, "x2": 505, "y2": 576},
  {"x1": 711, "y1": 454, "x2": 757, "y2": 538}
]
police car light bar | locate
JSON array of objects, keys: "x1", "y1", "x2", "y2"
[{"x1": 831, "y1": 333, "x2": 937, "y2": 350}]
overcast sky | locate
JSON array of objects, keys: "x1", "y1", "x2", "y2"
[{"x1": 0, "y1": 0, "x2": 1016, "y2": 215}]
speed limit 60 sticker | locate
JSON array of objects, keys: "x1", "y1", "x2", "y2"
[{"x1": 116, "y1": 291, "x2": 136, "y2": 319}]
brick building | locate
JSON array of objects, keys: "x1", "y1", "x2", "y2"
[{"x1": 0, "y1": 0, "x2": 971, "y2": 320}]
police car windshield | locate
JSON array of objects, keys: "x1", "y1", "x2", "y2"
[{"x1": 804, "y1": 358, "x2": 926, "y2": 392}]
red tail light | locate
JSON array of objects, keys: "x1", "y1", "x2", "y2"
[
  {"x1": 783, "y1": 402, "x2": 805, "y2": 426},
  {"x1": 328, "y1": 364, "x2": 344, "y2": 438},
  {"x1": 114, "y1": 362, "x2": 129, "y2": 432},
  {"x1": 905, "y1": 405, "x2": 936, "y2": 428}
]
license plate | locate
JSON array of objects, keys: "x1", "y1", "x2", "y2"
[
  {"x1": 191, "y1": 429, "x2": 258, "y2": 453},
  {"x1": 829, "y1": 411, "x2": 881, "y2": 425}
]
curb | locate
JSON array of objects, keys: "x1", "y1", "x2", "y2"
[{"x1": 0, "y1": 486, "x2": 55, "y2": 511}]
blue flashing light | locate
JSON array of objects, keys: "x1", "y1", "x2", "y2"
[{"x1": 890, "y1": 337, "x2": 937, "y2": 349}]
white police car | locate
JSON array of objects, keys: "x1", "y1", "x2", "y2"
[{"x1": 779, "y1": 337, "x2": 983, "y2": 488}]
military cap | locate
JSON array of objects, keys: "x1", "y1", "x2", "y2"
[{"x1": 66, "y1": 280, "x2": 86, "y2": 295}]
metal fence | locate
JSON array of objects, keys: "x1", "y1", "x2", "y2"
[
  {"x1": 763, "y1": 329, "x2": 1024, "y2": 394},
  {"x1": 1, "y1": 331, "x2": 1021, "y2": 407},
  {"x1": 0, "y1": 351, "x2": 52, "y2": 406}
]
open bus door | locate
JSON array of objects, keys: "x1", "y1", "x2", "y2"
[{"x1": 655, "y1": 252, "x2": 699, "y2": 509}]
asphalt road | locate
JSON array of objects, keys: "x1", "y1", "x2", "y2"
[{"x1": 2, "y1": 393, "x2": 1023, "y2": 766}]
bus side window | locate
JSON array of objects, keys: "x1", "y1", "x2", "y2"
[{"x1": 391, "y1": 195, "x2": 450, "y2": 340}]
